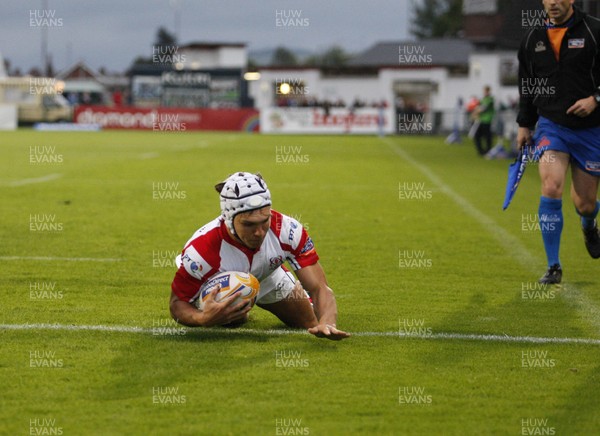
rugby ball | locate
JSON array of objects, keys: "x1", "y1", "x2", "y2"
[{"x1": 195, "y1": 271, "x2": 260, "y2": 311}]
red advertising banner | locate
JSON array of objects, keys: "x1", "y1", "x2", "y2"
[{"x1": 74, "y1": 106, "x2": 259, "y2": 132}]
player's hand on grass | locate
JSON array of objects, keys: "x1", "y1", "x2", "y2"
[
  {"x1": 308, "y1": 323, "x2": 351, "y2": 341},
  {"x1": 567, "y1": 96, "x2": 598, "y2": 118},
  {"x1": 201, "y1": 284, "x2": 251, "y2": 327},
  {"x1": 516, "y1": 127, "x2": 533, "y2": 150}
]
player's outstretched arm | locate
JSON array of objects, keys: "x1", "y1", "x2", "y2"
[
  {"x1": 170, "y1": 285, "x2": 251, "y2": 327},
  {"x1": 295, "y1": 263, "x2": 350, "y2": 340}
]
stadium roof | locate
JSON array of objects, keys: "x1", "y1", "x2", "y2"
[
  {"x1": 349, "y1": 39, "x2": 475, "y2": 68},
  {"x1": 181, "y1": 42, "x2": 246, "y2": 50},
  {"x1": 56, "y1": 61, "x2": 99, "y2": 81},
  {"x1": 56, "y1": 61, "x2": 128, "y2": 88}
]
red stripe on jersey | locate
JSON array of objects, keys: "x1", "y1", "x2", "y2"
[
  {"x1": 171, "y1": 222, "x2": 223, "y2": 302},
  {"x1": 172, "y1": 266, "x2": 204, "y2": 301},
  {"x1": 270, "y1": 210, "x2": 284, "y2": 237},
  {"x1": 184, "y1": 223, "x2": 223, "y2": 264}
]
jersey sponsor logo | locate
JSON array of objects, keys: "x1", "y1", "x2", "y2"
[
  {"x1": 568, "y1": 38, "x2": 585, "y2": 49},
  {"x1": 182, "y1": 254, "x2": 203, "y2": 276},
  {"x1": 269, "y1": 255, "x2": 284, "y2": 270},
  {"x1": 300, "y1": 237, "x2": 314, "y2": 255},
  {"x1": 585, "y1": 161, "x2": 600, "y2": 172},
  {"x1": 288, "y1": 220, "x2": 299, "y2": 242},
  {"x1": 181, "y1": 248, "x2": 211, "y2": 280},
  {"x1": 535, "y1": 41, "x2": 547, "y2": 52}
]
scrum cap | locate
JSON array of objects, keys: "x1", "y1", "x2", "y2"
[{"x1": 215, "y1": 172, "x2": 271, "y2": 235}]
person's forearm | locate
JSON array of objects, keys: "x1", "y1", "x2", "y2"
[
  {"x1": 170, "y1": 300, "x2": 205, "y2": 327},
  {"x1": 311, "y1": 285, "x2": 338, "y2": 325}
]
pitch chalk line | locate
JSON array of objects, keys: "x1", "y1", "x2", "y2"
[
  {"x1": 7, "y1": 173, "x2": 62, "y2": 187},
  {"x1": 139, "y1": 152, "x2": 160, "y2": 160},
  {"x1": 384, "y1": 139, "x2": 600, "y2": 335},
  {"x1": 0, "y1": 256, "x2": 124, "y2": 262},
  {"x1": 1, "y1": 323, "x2": 600, "y2": 345}
]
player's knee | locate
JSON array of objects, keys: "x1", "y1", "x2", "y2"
[
  {"x1": 541, "y1": 181, "x2": 563, "y2": 198},
  {"x1": 575, "y1": 201, "x2": 597, "y2": 216}
]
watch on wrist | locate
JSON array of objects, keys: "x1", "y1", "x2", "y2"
[{"x1": 595, "y1": 92, "x2": 600, "y2": 105}]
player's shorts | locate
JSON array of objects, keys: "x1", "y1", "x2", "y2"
[
  {"x1": 533, "y1": 116, "x2": 600, "y2": 176},
  {"x1": 255, "y1": 267, "x2": 308, "y2": 305}
]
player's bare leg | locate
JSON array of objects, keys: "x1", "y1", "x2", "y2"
[
  {"x1": 571, "y1": 165, "x2": 600, "y2": 258},
  {"x1": 571, "y1": 165, "x2": 600, "y2": 213},
  {"x1": 539, "y1": 150, "x2": 570, "y2": 199},
  {"x1": 257, "y1": 281, "x2": 318, "y2": 329},
  {"x1": 537, "y1": 150, "x2": 570, "y2": 284}
]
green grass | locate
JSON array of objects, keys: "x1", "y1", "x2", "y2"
[{"x1": 1, "y1": 130, "x2": 599, "y2": 435}]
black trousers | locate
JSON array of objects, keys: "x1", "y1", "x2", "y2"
[{"x1": 474, "y1": 123, "x2": 493, "y2": 155}]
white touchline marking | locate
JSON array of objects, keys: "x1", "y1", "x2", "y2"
[
  {"x1": 8, "y1": 173, "x2": 62, "y2": 187},
  {"x1": 1, "y1": 323, "x2": 600, "y2": 345},
  {"x1": 172, "y1": 141, "x2": 210, "y2": 153},
  {"x1": 385, "y1": 138, "x2": 540, "y2": 267},
  {"x1": 0, "y1": 256, "x2": 124, "y2": 262},
  {"x1": 384, "y1": 138, "x2": 600, "y2": 335},
  {"x1": 139, "y1": 152, "x2": 160, "y2": 160}
]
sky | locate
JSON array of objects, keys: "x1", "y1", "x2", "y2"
[{"x1": 1, "y1": 0, "x2": 413, "y2": 74}]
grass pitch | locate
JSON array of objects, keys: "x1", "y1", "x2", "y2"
[{"x1": 1, "y1": 129, "x2": 600, "y2": 435}]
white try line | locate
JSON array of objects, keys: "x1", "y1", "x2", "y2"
[
  {"x1": 0, "y1": 256, "x2": 124, "y2": 262},
  {"x1": 1, "y1": 323, "x2": 600, "y2": 345},
  {"x1": 7, "y1": 173, "x2": 62, "y2": 187}
]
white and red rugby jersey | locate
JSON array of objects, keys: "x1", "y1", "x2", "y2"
[{"x1": 171, "y1": 209, "x2": 319, "y2": 302}]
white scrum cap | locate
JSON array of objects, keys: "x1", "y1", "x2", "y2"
[{"x1": 216, "y1": 172, "x2": 272, "y2": 235}]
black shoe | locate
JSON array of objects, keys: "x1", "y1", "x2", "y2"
[
  {"x1": 538, "y1": 264, "x2": 562, "y2": 285},
  {"x1": 583, "y1": 220, "x2": 600, "y2": 259}
]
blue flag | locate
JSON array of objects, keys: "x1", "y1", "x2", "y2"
[{"x1": 503, "y1": 146, "x2": 531, "y2": 210}]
